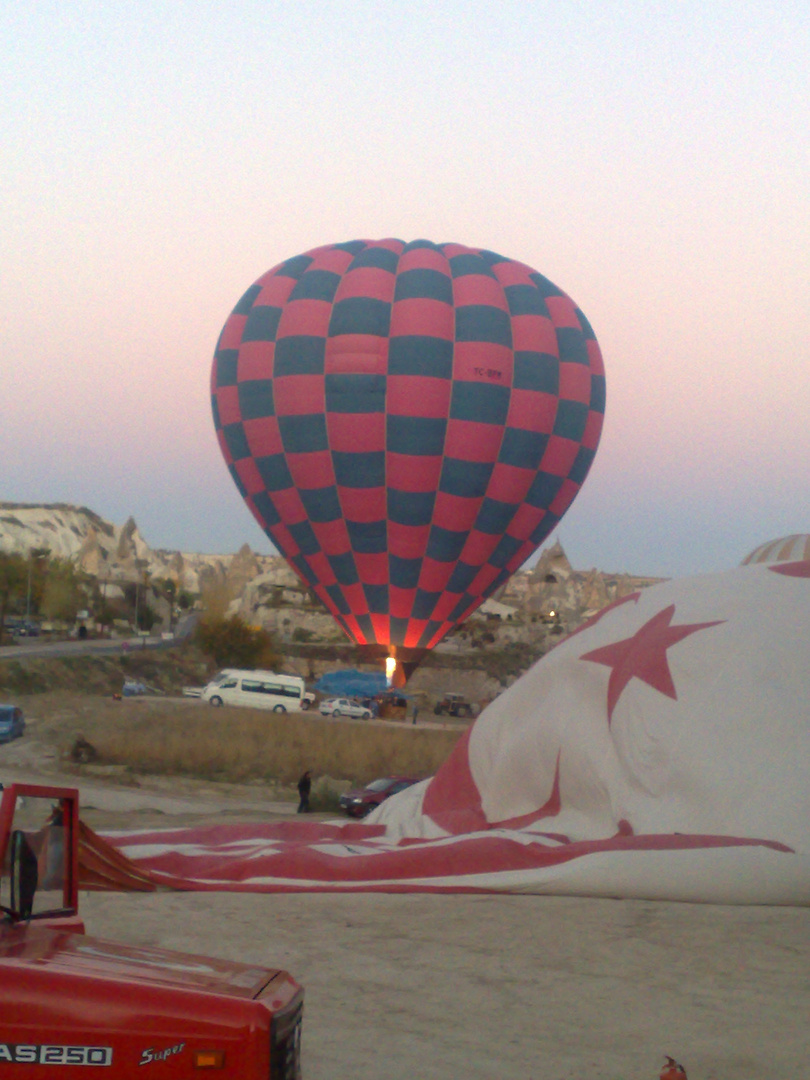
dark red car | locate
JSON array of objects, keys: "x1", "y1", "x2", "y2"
[{"x1": 339, "y1": 776, "x2": 421, "y2": 818}]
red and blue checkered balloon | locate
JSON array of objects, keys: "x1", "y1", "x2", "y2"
[{"x1": 211, "y1": 239, "x2": 605, "y2": 657}]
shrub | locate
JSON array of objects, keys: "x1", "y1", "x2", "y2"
[{"x1": 196, "y1": 616, "x2": 282, "y2": 669}]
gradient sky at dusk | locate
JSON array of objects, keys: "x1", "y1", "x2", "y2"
[{"x1": 2, "y1": 1, "x2": 808, "y2": 578}]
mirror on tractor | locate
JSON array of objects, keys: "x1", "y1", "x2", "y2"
[
  {"x1": 0, "y1": 789, "x2": 75, "y2": 922},
  {"x1": 10, "y1": 829, "x2": 39, "y2": 919}
]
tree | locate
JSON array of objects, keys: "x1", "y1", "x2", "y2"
[
  {"x1": 40, "y1": 558, "x2": 92, "y2": 624},
  {"x1": 0, "y1": 553, "x2": 27, "y2": 642},
  {"x1": 196, "y1": 616, "x2": 282, "y2": 670},
  {"x1": 154, "y1": 577, "x2": 178, "y2": 632}
]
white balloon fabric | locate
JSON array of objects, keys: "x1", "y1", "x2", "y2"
[{"x1": 102, "y1": 561, "x2": 810, "y2": 903}]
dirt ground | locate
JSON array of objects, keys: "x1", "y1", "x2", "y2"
[{"x1": 2, "y1": 724, "x2": 809, "y2": 1078}]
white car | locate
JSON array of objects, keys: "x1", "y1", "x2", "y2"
[{"x1": 319, "y1": 697, "x2": 373, "y2": 720}]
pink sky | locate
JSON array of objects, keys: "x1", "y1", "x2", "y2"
[{"x1": 2, "y1": 1, "x2": 808, "y2": 577}]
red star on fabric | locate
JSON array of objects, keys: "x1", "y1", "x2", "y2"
[{"x1": 580, "y1": 604, "x2": 724, "y2": 724}]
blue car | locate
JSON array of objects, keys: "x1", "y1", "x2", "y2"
[{"x1": 0, "y1": 706, "x2": 25, "y2": 743}]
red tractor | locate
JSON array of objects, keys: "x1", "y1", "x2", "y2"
[{"x1": 0, "y1": 783, "x2": 303, "y2": 1077}]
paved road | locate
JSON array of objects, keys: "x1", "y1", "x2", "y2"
[
  {"x1": 0, "y1": 634, "x2": 165, "y2": 661},
  {"x1": 0, "y1": 613, "x2": 196, "y2": 661}
]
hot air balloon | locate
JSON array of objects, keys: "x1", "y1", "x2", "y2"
[{"x1": 211, "y1": 239, "x2": 605, "y2": 682}]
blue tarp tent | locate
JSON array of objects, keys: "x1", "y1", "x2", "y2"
[{"x1": 314, "y1": 669, "x2": 388, "y2": 697}]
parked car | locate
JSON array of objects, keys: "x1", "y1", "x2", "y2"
[
  {"x1": 339, "y1": 776, "x2": 421, "y2": 817},
  {"x1": 0, "y1": 705, "x2": 24, "y2": 743},
  {"x1": 319, "y1": 697, "x2": 372, "y2": 719},
  {"x1": 13, "y1": 622, "x2": 40, "y2": 637}
]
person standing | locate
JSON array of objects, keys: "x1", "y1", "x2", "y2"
[{"x1": 297, "y1": 770, "x2": 312, "y2": 813}]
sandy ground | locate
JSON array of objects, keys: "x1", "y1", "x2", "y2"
[{"x1": 2, "y1": 758, "x2": 809, "y2": 1078}]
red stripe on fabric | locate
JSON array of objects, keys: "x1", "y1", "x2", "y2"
[
  {"x1": 268, "y1": 522, "x2": 299, "y2": 557},
  {"x1": 549, "y1": 477, "x2": 579, "y2": 517},
  {"x1": 457, "y1": 530, "x2": 497, "y2": 567},
  {"x1": 770, "y1": 560, "x2": 810, "y2": 578},
  {"x1": 440, "y1": 243, "x2": 476, "y2": 259},
  {"x1": 488, "y1": 259, "x2": 536, "y2": 288},
  {"x1": 404, "y1": 619, "x2": 430, "y2": 647},
  {"x1": 558, "y1": 361, "x2": 592, "y2": 404},
  {"x1": 389, "y1": 586, "x2": 417, "y2": 619},
  {"x1": 243, "y1": 417, "x2": 282, "y2": 458},
  {"x1": 105, "y1": 822, "x2": 793, "y2": 894},
  {"x1": 270, "y1": 488, "x2": 307, "y2": 523},
  {"x1": 581, "y1": 409, "x2": 604, "y2": 450},
  {"x1": 237, "y1": 341, "x2": 275, "y2": 381},
  {"x1": 310, "y1": 518, "x2": 350, "y2": 556},
  {"x1": 216, "y1": 314, "x2": 247, "y2": 353},
  {"x1": 389, "y1": 298, "x2": 455, "y2": 339},
  {"x1": 432, "y1": 492, "x2": 480, "y2": 532},
  {"x1": 334, "y1": 266, "x2": 396, "y2": 302},
  {"x1": 545, "y1": 294, "x2": 580, "y2": 329},
  {"x1": 488, "y1": 462, "x2": 535, "y2": 504},
  {"x1": 510, "y1": 314, "x2": 558, "y2": 355},
  {"x1": 452, "y1": 342, "x2": 512, "y2": 385},
  {"x1": 277, "y1": 298, "x2": 331, "y2": 338},
  {"x1": 422, "y1": 728, "x2": 486, "y2": 833},
  {"x1": 325, "y1": 336, "x2": 389, "y2": 372},
  {"x1": 466, "y1": 563, "x2": 501, "y2": 596},
  {"x1": 285, "y1": 450, "x2": 334, "y2": 490},
  {"x1": 273, "y1": 375, "x2": 325, "y2": 415},
  {"x1": 339, "y1": 486, "x2": 385, "y2": 523},
  {"x1": 304, "y1": 247, "x2": 357, "y2": 273},
  {"x1": 233, "y1": 458, "x2": 265, "y2": 496},
  {"x1": 327, "y1": 412, "x2": 385, "y2": 452},
  {"x1": 215, "y1": 386, "x2": 241, "y2": 426},
  {"x1": 444, "y1": 419, "x2": 502, "y2": 463},
  {"x1": 306, "y1": 551, "x2": 337, "y2": 587},
  {"x1": 368, "y1": 612, "x2": 390, "y2": 642},
  {"x1": 342, "y1": 613, "x2": 364, "y2": 643},
  {"x1": 417, "y1": 557, "x2": 456, "y2": 592},
  {"x1": 355, "y1": 552, "x2": 389, "y2": 586},
  {"x1": 255, "y1": 275, "x2": 297, "y2": 307},
  {"x1": 452, "y1": 277, "x2": 509, "y2": 310},
  {"x1": 541, "y1": 435, "x2": 580, "y2": 477},
  {"x1": 387, "y1": 375, "x2": 452, "y2": 417},
  {"x1": 430, "y1": 591, "x2": 464, "y2": 621},
  {"x1": 375, "y1": 238, "x2": 406, "y2": 254},
  {"x1": 507, "y1": 388, "x2": 557, "y2": 432},
  {"x1": 397, "y1": 247, "x2": 451, "y2": 274},
  {"x1": 387, "y1": 454, "x2": 443, "y2": 493},
  {"x1": 343, "y1": 582, "x2": 369, "y2": 616},
  {"x1": 387, "y1": 521, "x2": 431, "y2": 559}
]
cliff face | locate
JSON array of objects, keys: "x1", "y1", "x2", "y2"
[
  {"x1": 0, "y1": 502, "x2": 666, "y2": 640},
  {"x1": 0, "y1": 502, "x2": 282, "y2": 594}
]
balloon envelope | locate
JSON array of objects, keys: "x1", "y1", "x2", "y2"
[{"x1": 211, "y1": 239, "x2": 605, "y2": 654}]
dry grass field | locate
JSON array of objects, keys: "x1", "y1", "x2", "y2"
[{"x1": 9, "y1": 691, "x2": 464, "y2": 793}]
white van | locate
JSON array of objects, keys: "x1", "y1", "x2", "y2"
[{"x1": 201, "y1": 670, "x2": 306, "y2": 712}]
